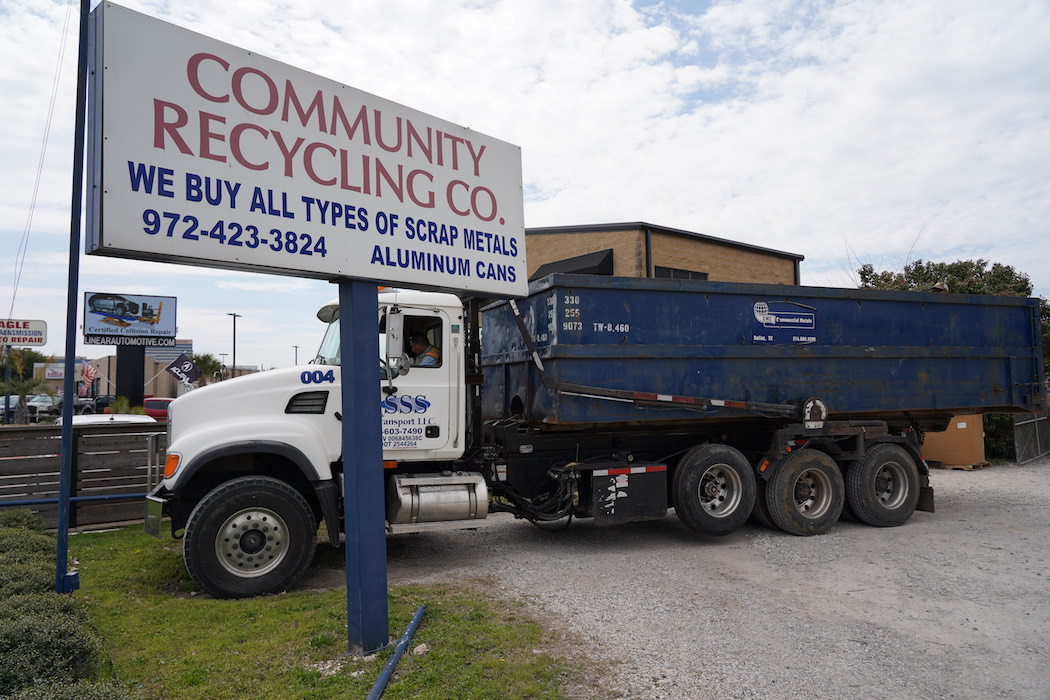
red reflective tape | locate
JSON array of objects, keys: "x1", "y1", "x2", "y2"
[{"x1": 593, "y1": 465, "x2": 667, "y2": 476}]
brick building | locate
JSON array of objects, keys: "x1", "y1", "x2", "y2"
[{"x1": 526, "y1": 222, "x2": 803, "y2": 285}]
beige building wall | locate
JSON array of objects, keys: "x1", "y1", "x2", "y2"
[
  {"x1": 525, "y1": 223, "x2": 802, "y2": 284},
  {"x1": 525, "y1": 229, "x2": 646, "y2": 279},
  {"x1": 649, "y1": 231, "x2": 797, "y2": 284}
]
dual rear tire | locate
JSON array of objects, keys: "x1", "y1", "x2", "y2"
[{"x1": 753, "y1": 443, "x2": 921, "y2": 535}]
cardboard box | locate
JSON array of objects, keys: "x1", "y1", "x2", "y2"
[{"x1": 922, "y1": 415, "x2": 986, "y2": 467}]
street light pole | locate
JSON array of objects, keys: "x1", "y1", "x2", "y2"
[
  {"x1": 228, "y1": 313, "x2": 241, "y2": 379},
  {"x1": 293, "y1": 345, "x2": 300, "y2": 365}
]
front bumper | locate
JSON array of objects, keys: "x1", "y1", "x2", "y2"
[{"x1": 144, "y1": 484, "x2": 168, "y2": 538}]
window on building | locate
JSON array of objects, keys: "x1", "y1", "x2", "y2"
[{"x1": 654, "y1": 266, "x2": 708, "y2": 281}]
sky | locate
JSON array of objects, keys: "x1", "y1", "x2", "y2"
[{"x1": 2, "y1": 0, "x2": 1048, "y2": 371}]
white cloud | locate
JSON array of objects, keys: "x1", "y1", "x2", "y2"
[{"x1": 2, "y1": 0, "x2": 1047, "y2": 369}]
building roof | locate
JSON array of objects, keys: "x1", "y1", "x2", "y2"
[{"x1": 526, "y1": 222, "x2": 805, "y2": 262}]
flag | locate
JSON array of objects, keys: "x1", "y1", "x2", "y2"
[
  {"x1": 166, "y1": 354, "x2": 200, "y2": 385},
  {"x1": 83, "y1": 362, "x2": 98, "y2": 382}
]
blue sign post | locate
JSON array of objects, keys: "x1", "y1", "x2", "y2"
[{"x1": 339, "y1": 279, "x2": 389, "y2": 654}]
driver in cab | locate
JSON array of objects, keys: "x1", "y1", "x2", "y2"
[{"x1": 409, "y1": 334, "x2": 440, "y2": 367}]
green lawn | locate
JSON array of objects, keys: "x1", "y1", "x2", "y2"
[{"x1": 69, "y1": 526, "x2": 589, "y2": 699}]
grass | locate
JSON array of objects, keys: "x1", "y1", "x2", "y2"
[{"x1": 68, "y1": 526, "x2": 584, "y2": 699}]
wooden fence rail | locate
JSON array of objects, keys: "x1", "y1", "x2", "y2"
[{"x1": 0, "y1": 424, "x2": 167, "y2": 528}]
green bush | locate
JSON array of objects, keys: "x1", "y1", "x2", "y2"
[
  {"x1": 0, "y1": 522, "x2": 114, "y2": 697},
  {"x1": 0, "y1": 609, "x2": 102, "y2": 694},
  {"x1": 0, "y1": 526, "x2": 56, "y2": 556},
  {"x1": 0, "y1": 593, "x2": 86, "y2": 625},
  {"x1": 0, "y1": 550, "x2": 54, "y2": 596},
  {"x1": 0, "y1": 510, "x2": 45, "y2": 531},
  {"x1": 983, "y1": 414, "x2": 1017, "y2": 461},
  {"x1": 0, "y1": 680, "x2": 138, "y2": 700}
]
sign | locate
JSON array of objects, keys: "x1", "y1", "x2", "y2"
[
  {"x1": 36, "y1": 360, "x2": 95, "y2": 381},
  {"x1": 84, "y1": 336, "x2": 178, "y2": 347},
  {"x1": 83, "y1": 292, "x2": 178, "y2": 340},
  {"x1": 751, "y1": 300, "x2": 818, "y2": 345},
  {"x1": 86, "y1": 2, "x2": 527, "y2": 297},
  {"x1": 1, "y1": 319, "x2": 47, "y2": 346},
  {"x1": 165, "y1": 353, "x2": 200, "y2": 384}
]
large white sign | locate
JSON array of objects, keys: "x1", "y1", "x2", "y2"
[
  {"x1": 0, "y1": 319, "x2": 47, "y2": 346},
  {"x1": 86, "y1": 2, "x2": 527, "y2": 297}
]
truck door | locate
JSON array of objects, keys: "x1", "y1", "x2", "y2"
[{"x1": 380, "y1": 307, "x2": 453, "y2": 455}]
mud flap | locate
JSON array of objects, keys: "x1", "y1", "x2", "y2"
[
  {"x1": 917, "y1": 486, "x2": 935, "y2": 513},
  {"x1": 591, "y1": 463, "x2": 668, "y2": 525}
]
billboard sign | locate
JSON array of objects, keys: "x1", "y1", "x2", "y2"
[
  {"x1": 1, "y1": 319, "x2": 47, "y2": 346},
  {"x1": 83, "y1": 292, "x2": 177, "y2": 341},
  {"x1": 86, "y1": 2, "x2": 527, "y2": 296}
]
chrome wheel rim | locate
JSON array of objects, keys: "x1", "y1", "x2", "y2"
[{"x1": 215, "y1": 507, "x2": 289, "y2": 578}]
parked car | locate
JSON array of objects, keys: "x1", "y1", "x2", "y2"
[
  {"x1": 1, "y1": 396, "x2": 25, "y2": 423},
  {"x1": 27, "y1": 394, "x2": 60, "y2": 421},
  {"x1": 143, "y1": 397, "x2": 174, "y2": 422},
  {"x1": 94, "y1": 395, "x2": 117, "y2": 412}
]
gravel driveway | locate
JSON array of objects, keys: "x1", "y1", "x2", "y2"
[{"x1": 307, "y1": 457, "x2": 1050, "y2": 699}]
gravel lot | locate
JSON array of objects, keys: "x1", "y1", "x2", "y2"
[{"x1": 308, "y1": 457, "x2": 1050, "y2": 699}]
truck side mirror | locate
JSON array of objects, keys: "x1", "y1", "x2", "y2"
[{"x1": 385, "y1": 307, "x2": 410, "y2": 377}]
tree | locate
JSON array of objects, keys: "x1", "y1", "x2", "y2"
[
  {"x1": 190, "y1": 353, "x2": 222, "y2": 385},
  {"x1": 859, "y1": 258, "x2": 1050, "y2": 459},
  {"x1": 0, "y1": 348, "x2": 48, "y2": 383},
  {"x1": 0, "y1": 350, "x2": 54, "y2": 424},
  {"x1": 857, "y1": 258, "x2": 1035, "y2": 296}
]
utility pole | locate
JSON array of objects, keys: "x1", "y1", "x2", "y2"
[{"x1": 227, "y1": 313, "x2": 241, "y2": 379}]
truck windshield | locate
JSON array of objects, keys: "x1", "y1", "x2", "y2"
[
  {"x1": 314, "y1": 319, "x2": 341, "y2": 365},
  {"x1": 312, "y1": 317, "x2": 388, "y2": 373}
]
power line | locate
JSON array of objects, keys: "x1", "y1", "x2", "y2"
[{"x1": 8, "y1": 0, "x2": 76, "y2": 320}]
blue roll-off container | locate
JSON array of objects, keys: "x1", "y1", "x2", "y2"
[{"x1": 480, "y1": 274, "x2": 1046, "y2": 429}]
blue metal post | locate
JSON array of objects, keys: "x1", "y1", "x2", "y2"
[
  {"x1": 55, "y1": 0, "x2": 91, "y2": 595},
  {"x1": 339, "y1": 279, "x2": 389, "y2": 654}
]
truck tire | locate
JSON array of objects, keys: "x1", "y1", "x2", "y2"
[
  {"x1": 672, "y1": 444, "x2": 755, "y2": 536},
  {"x1": 183, "y1": 476, "x2": 317, "y2": 599},
  {"x1": 750, "y1": 477, "x2": 776, "y2": 530},
  {"x1": 766, "y1": 450, "x2": 843, "y2": 536},
  {"x1": 846, "y1": 443, "x2": 920, "y2": 527}
]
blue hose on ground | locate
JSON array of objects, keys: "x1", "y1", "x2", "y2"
[{"x1": 366, "y1": 605, "x2": 427, "y2": 700}]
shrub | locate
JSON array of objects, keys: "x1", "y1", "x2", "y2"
[
  {"x1": 0, "y1": 593, "x2": 86, "y2": 625},
  {"x1": 983, "y1": 414, "x2": 1017, "y2": 461},
  {"x1": 0, "y1": 510, "x2": 45, "y2": 531},
  {"x1": 0, "y1": 526, "x2": 56, "y2": 556},
  {"x1": 0, "y1": 550, "x2": 54, "y2": 596},
  {"x1": 0, "y1": 608, "x2": 102, "y2": 694}
]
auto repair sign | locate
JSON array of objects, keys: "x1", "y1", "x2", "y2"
[
  {"x1": 86, "y1": 2, "x2": 527, "y2": 297},
  {"x1": 0, "y1": 319, "x2": 47, "y2": 346}
]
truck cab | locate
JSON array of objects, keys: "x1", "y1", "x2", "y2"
[
  {"x1": 314, "y1": 288, "x2": 467, "y2": 463},
  {"x1": 147, "y1": 288, "x2": 480, "y2": 599}
]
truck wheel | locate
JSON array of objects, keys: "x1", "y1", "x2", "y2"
[
  {"x1": 750, "y1": 477, "x2": 776, "y2": 530},
  {"x1": 846, "y1": 443, "x2": 919, "y2": 527},
  {"x1": 766, "y1": 450, "x2": 843, "y2": 536},
  {"x1": 672, "y1": 444, "x2": 755, "y2": 536},
  {"x1": 183, "y1": 476, "x2": 317, "y2": 599}
]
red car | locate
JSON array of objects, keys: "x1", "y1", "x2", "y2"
[{"x1": 143, "y1": 397, "x2": 174, "y2": 422}]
